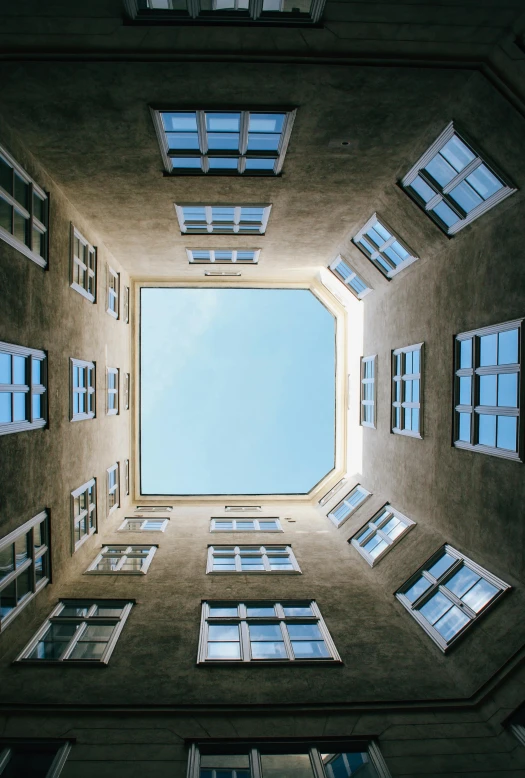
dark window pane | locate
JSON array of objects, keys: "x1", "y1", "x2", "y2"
[
  {"x1": 0, "y1": 543, "x2": 14, "y2": 581},
  {"x1": 0, "y1": 157, "x2": 12, "y2": 193},
  {"x1": 0, "y1": 197, "x2": 12, "y2": 232},
  {"x1": 1, "y1": 747, "x2": 57, "y2": 778}
]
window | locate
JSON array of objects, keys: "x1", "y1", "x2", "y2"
[
  {"x1": 360, "y1": 355, "x2": 376, "y2": 428},
  {"x1": 187, "y1": 248, "x2": 260, "y2": 264},
  {"x1": 392, "y1": 344, "x2": 423, "y2": 438},
  {"x1": 198, "y1": 600, "x2": 340, "y2": 663},
  {"x1": 401, "y1": 122, "x2": 516, "y2": 235},
  {"x1": 453, "y1": 319, "x2": 522, "y2": 461},
  {"x1": 118, "y1": 517, "x2": 169, "y2": 532},
  {"x1": 16, "y1": 600, "x2": 134, "y2": 663},
  {"x1": 0, "y1": 342, "x2": 47, "y2": 435},
  {"x1": 127, "y1": 0, "x2": 326, "y2": 24},
  {"x1": 507, "y1": 704, "x2": 525, "y2": 747},
  {"x1": 396, "y1": 545, "x2": 510, "y2": 651},
  {"x1": 70, "y1": 359, "x2": 95, "y2": 421},
  {"x1": 107, "y1": 464, "x2": 120, "y2": 515},
  {"x1": 318, "y1": 478, "x2": 347, "y2": 507},
  {"x1": 107, "y1": 266, "x2": 119, "y2": 318},
  {"x1": 71, "y1": 479, "x2": 97, "y2": 551},
  {"x1": 0, "y1": 511, "x2": 50, "y2": 631},
  {"x1": 327, "y1": 486, "x2": 370, "y2": 528},
  {"x1": 135, "y1": 505, "x2": 173, "y2": 512},
  {"x1": 125, "y1": 459, "x2": 130, "y2": 496},
  {"x1": 106, "y1": 368, "x2": 119, "y2": 415},
  {"x1": 210, "y1": 518, "x2": 282, "y2": 532},
  {"x1": 0, "y1": 144, "x2": 48, "y2": 267},
  {"x1": 207, "y1": 545, "x2": 300, "y2": 574},
  {"x1": 123, "y1": 285, "x2": 130, "y2": 323},
  {"x1": 353, "y1": 214, "x2": 418, "y2": 279},
  {"x1": 124, "y1": 372, "x2": 130, "y2": 411},
  {"x1": 0, "y1": 741, "x2": 71, "y2": 778},
  {"x1": 70, "y1": 225, "x2": 96, "y2": 302},
  {"x1": 329, "y1": 256, "x2": 372, "y2": 300},
  {"x1": 86, "y1": 545, "x2": 157, "y2": 574},
  {"x1": 224, "y1": 505, "x2": 261, "y2": 512},
  {"x1": 351, "y1": 505, "x2": 415, "y2": 567},
  {"x1": 176, "y1": 204, "x2": 271, "y2": 235}
]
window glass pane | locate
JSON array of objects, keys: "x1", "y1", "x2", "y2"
[
  {"x1": 458, "y1": 412, "x2": 471, "y2": 442},
  {"x1": 200, "y1": 756, "x2": 250, "y2": 770},
  {"x1": 459, "y1": 376, "x2": 471, "y2": 405},
  {"x1": 497, "y1": 415, "x2": 517, "y2": 451},
  {"x1": 261, "y1": 754, "x2": 315, "y2": 778},
  {"x1": 440, "y1": 136, "x2": 475, "y2": 172},
  {"x1": 29, "y1": 623, "x2": 79, "y2": 660},
  {"x1": 287, "y1": 623, "x2": 322, "y2": 641},
  {"x1": 283, "y1": 605, "x2": 312, "y2": 617},
  {"x1": 162, "y1": 112, "x2": 198, "y2": 132},
  {"x1": 249, "y1": 623, "x2": 282, "y2": 641},
  {"x1": 384, "y1": 516, "x2": 406, "y2": 540},
  {"x1": 0, "y1": 157, "x2": 12, "y2": 193},
  {"x1": 35, "y1": 554, "x2": 47, "y2": 583},
  {"x1": 32, "y1": 358, "x2": 41, "y2": 385},
  {"x1": 366, "y1": 226, "x2": 385, "y2": 248},
  {"x1": 209, "y1": 158, "x2": 239, "y2": 170},
  {"x1": 478, "y1": 413, "x2": 496, "y2": 447},
  {"x1": 498, "y1": 373, "x2": 517, "y2": 407},
  {"x1": 237, "y1": 521, "x2": 255, "y2": 530},
  {"x1": 0, "y1": 197, "x2": 12, "y2": 232},
  {"x1": 460, "y1": 338, "x2": 472, "y2": 368},
  {"x1": 498, "y1": 329, "x2": 518, "y2": 365},
  {"x1": 431, "y1": 200, "x2": 460, "y2": 228},
  {"x1": 33, "y1": 192, "x2": 45, "y2": 222},
  {"x1": 94, "y1": 606, "x2": 123, "y2": 617},
  {"x1": 404, "y1": 576, "x2": 431, "y2": 604},
  {"x1": 0, "y1": 353, "x2": 11, "y2": 383},
  {"x1": 259, "y1": 521, "x2": 278, "y2": 530},
  {"x1": 166, "y1": 132, "x2": 200, "y2": 151},
  {"x1": 13, "y1": 356, "x2": 26, "y2": 385},
  {"x1": 13, "y1": 393, "x2": 27, "y2": 421},
  {"x1": 0, "y1": 392, "x2": 12, "y2": 423},
  {"x1": 0, "y1": 579, "x2": 16, "y2": 618},
  {"x1": 246, "y1": 605, "x2": 275, "y2": 617},
  {"x1": 449, "y1": 180, "x2": 482, "y2": 213},
  {"x1": 465, "y1": 164, "x2": 502, "y2": 200},
  {"x1": 69, "y1": 641, "x2": 108, "y2": 660},
  {"x1": 245, "y1": 158, "x2": 276, "y2": 171},
  {"x1": 60, "y1": 605, "x2": 90, "y2": 616},
  {"x1": 419, "y1": 591, "x2": 452, "y2": 625},
  {"x1": 251, "y1": 641, "x2": 287, "y2": 659},
  {"x1": 425, "y1": 154, "x2": 456, "y2": 186},
  {"x1": 208, "y1": 624, "x2": 239, "y2": 641},
  {"x1": 291, "y1": 640, "x2": 329, "y2": 659},
  {"x1": 479, "y1": 374, "x2": 497, "y2": 406},
  {"x1": 480, "y1": 333, "x2": 497, "y2": 367},
  {"x1": 364, "y1": 535, "x2": 388, "y2": 559},
  {"x1": 428, "y1": 552, "x2": 456, "y2": 580},
  {"x1": 445, "y1": 565, "x2": 480, "y2": 598},
  {"x1": 214, "y1": 521, "x2": 233, "y2": 530},
  {"x1": 172, "y1": 158, "x2": 201, "y2": 169},
  {"x1": 209, "y1": 606, "x2": 237, "y2": 617},
  {"x1": 14, "y1": 174, "x2": 29, "y2": 209},
  {"x1": 13, "y1": 210, "x2": 29, "y2": 245},
  {"x1": 461, "y1": 578, "x2": 498, "y2": 612},
  {"x1": 0, "y1": 544, "x2": 14, "y2": 581},
  {"x1": 14, "y1": 534, "x2": 28, "y2": 567},
  {"x1": 433, "y1": 605, "x2": 469, "y2": 641},
  {"x1": 207, "y1": 642, "x2": 241, "y2": 659}
]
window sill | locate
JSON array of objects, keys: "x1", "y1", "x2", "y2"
[{"x1": 0, "y1": 227, "x2": 47, "y2": 268}]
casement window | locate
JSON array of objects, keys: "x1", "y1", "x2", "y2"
[
  {"x1": 86, "y1": 545, "x2": 157, "y2": 575},
  {"x1": 329, "y1": 256, "x2": 372, "y2": 300},
  {"x1": 124, "y1": 372, "x2": 130, "y2": 411},
  {"x1": 392, "y1": 344, "x2": 423, "y2": 438},
  {"x1": 0, "y1": 511, "x2": 50, "y2": 631},
  {"x1": 453, "y1": 319, "x2": 522, "y2": 461},
  {"x1": 198, "y1": 600, "x2": 340, "y2": 663},
  {"x1": 135, "y1": 505, "x2": 173, "y2": 512},
  {"x1": 70, "y1": 358, "x2": 95, "y2": 422},
  {"x1": 123, "y1": 285, "x2": 130, "y2": 324},
  {"x1": 118, "y1": 517, "x2": 169, "y2": 532},
  {"x1": 71, "y1": 479, "x2": 97, "y2": 551},
  {"x1": 107, "y1": 464, "x2": 120, "y2": 515},
  {"x1": 210, "y1": 518, "x2": 282, "y2": 532},
  {"x1": 225, "y1": 505, "x2": 261, "y2": 512},
  {"x1": 127, "y1": 0, "x2": 326, "y2": 24},
  {"x1": 318, "y1": 479, "x2": 347, "y2": 507},
  {"x1": 401, "y1": 122, "x2": 516, "y2": 235},
  {"x1": 507, "y1": 704, "x2": 525, "y2": 747},
  {"x1": 351, "y1": 505, "x2": 415, "y2": 567},
  {"x1": 396, "y1": 545, "x2": 510, "y2": 652},
  {"x1": 187, "y1": 248, "x2": 260, "y2": 264},
  {"x1": 70, "y1": 225, "x2": 96, "y2": 302},
  {"x1": 207, "y1": 545, "x2": 300, "y2": 574},
  {"x1": 187, "y1": 740, "x2": 391, "y2": 778},
  {"x1": 0, "y1": 741, "x2": 71, "y2": 778},
  {"x1": 176, "y1": 204, "x2": 271, "y2": 235},
  {"x1": 360, "y1": 355, "x2": 377, "y2": 428},
  {"x1": 0, "y1": 342, "x2": 47, "y2": 435},
  {"x1": 353, "y1": 214, "x2": 418, "y2": 279},
  {"x1": 107, "y1": 266, "x2": 120, "y2": 318},
  {"x1": 0, "y1": 144, "x2": 48, "y2": 268},
  {"x1": 106, "y1": 368, "x2": 119, "y2": 415},
  {"x1": 125, "y1": 459, "x2": 130, "y2": 496},
  {"x1": 16, "y1": 599, "x2": 134, "y2": 663},
  {"x1": 327, "y1": 486, "x2": 370, "y2": 528}
]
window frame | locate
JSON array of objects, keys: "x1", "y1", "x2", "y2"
[
  {"x1": 329, "y1": 255, "x2": 372, "y2": 300},
  {"x1": 125, "y1": 0, "x2": 327, "y2": 25},
  {"x1": 106, "y1": 367, "x2": 119, "y2": 416},
  {"x1": 352, "y1": 213, "x2": 418, "y2": 279},
  {"x1": 318, "y1": 478, "x2": 347, "y2": 507},
  {"x1": 124, "y1": 372, "x2": 130, "y2": 411},
  {"x1": 0, "y1": 341, "x2": 47, "y2": 436},
  {"x1": 187, "y1": 248, "x2": 260, "y2": 264},
  {"x1": 107, "y1": 464, "x2": 120, "y2": 516},
  {"x1": 327, "y1": 486, "x2": 371, "y2": 528},
  {"x1": 0, "y1": 741, "x2": 72, "y2": 778},
  {"x1": 123, "y1": 285, "x2": 130, "y2": 324},
  {"x1": 106, "y1": 266, "x2": 120, "y2": 319},
  {"x1": 0, "y1": 143, "x2": 49, "y2": 268},
  {"x1": 210, "y1": 518, "x2": 283, "y2": 532},
  {"x1": 360, "y1": 355, "x2": 377, "y2": 428},
  {"x1": 118, "y1": 517, "x2": 169, "y2": 532},
  {"x1": 453, "y1": 318, "x2": 523, "y2": 462},
  {"x1": 401, "y1": 122, "x2": 516, "y2": 236},
  {"x1": 71, "y1": 478, "x2": 97, "y2": 553},
  {"x1": 0, "y1": 510, "x2": 50, "y2": 632},
  {"x1": 396, "y1": 544, "x2": 510, "y2": 652},
  {"x1": 69, "y1": 358, "x2": 96, "y2": 422},
  {"x1": 86, "y1": 545, "x2": 157, "y2": 575},
  {"x1": 125, "y1": 459, "x2": 130, "y2": 496},
  {"x1": 391, "y1": 343, "x2": 424, "y2": 438},
  {"x1": 351, "y1": 504, "x2": 415, "y2": 567},
  {"x1": 70, "y1": 224, "x2": 96, "y2": 302},
  {"x1": 207, "y1": 545, "x2": 300, "y2": 574},
  {"x1": 175, "y1": 203, "x2": 272, "y2": 235}
]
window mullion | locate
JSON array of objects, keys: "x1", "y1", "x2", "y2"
[
  {"x1": 280, "y1": 620, "x2": 294, "y2": 660},
  {"x1": 240, "y1": 619, "x2": 250, "y2": 662},
  {"x1": 62, "y1": 621, "x2": 87, "y2": 660},
  {"x1": 441, "y1": 157, "x2": 482, "y2": 195}
]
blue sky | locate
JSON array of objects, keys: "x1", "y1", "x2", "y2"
[{"x1": 140, "y1": 288, "x2": 335, "y2": 495}]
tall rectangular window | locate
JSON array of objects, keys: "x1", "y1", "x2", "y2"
[
  {"x1": 210, "y1": 518, "x2": 282, "y2": 532},
  {"x1": 70, "y1": 225, "x2": 96, "y2": 302},
  {"x1": 176, "y1": 204, "x2": 271, "y2": 235},
  {"x1": 86, "y1": 545, "x2": 157, "y2": 575},
  {"x1": 187, "y1": 248, "x2": 260, "y2": 264},
  {"x1": 0, "y1": 511, "x2": 50, "y2": 631},
  {"x1": 107, "y1": 266, "x2": 120, "y2": 318},
  {"x1": 71, "y1": 479, "x2": 97, "y2": 552},
  {"x1": 360, "y1": 355, "x2": 376, "y2": 428},
  {"x1": 0, "y1": 144, "x2": 48, "y2": 267},
  {"x1": 0, "y1": 342, "x2": 46, "y2": 436},
  {"x1": 328, "y1": 486, "x2": 370, "y2": 528},
  {"x1": 454, "y1": 319, "x2": 522, "y2": 461},
  {"x1": 70, "y1": 358, "x2": 95, "y2": 422},
  {"x1": 107, "y1": 464, "x2": 120, "y2": 515},
  {"x1": 401, "y1": 122, "x2": 516, "y2": 235},
  {"x1": 106, "y1": 368, "x2": 119, "y2": 415},
  {"x1": 351, "y1": 505, "x2": 415, "y2": 567},
  {"x1": 198, "y1": 601, "x2": 340, "y2": 663},
  {"x1": 392, "y1": 344, "x2": 423, "y2": 438},
  {"x1": 207, "y1": 545, "x2": 300, "y2": 574},
  {"x1": 353, "y1": 214, "x2": 418, "y2": 279},
  {"x1": 128, "y1": 0, "x2": 327, "y2": 25},
  {"x1": 329, "y1": 256, "x2": 372, "y2": 300},
  {"x1": 0, "y1": 741, "x2": 72, "y2": 777},
  {"x1": 124, "y1": 373, "x2": 130, "y2": 411}
]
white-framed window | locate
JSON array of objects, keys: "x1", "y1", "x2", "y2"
[
  {"x1": 0, "y1": 510, "x2": 50, "y2": 632},
  {"x1": 396, "y1": 545, "x2": 510, "y2": 652},
  {"x1": 0, "y1": 741, "x2": 72, "y2": 778},
  {"x1": 0, "y1": 342, "x2": 46, "y2": 436},
  {"x1": 126, "y1": 0, "x2": 327, "y2": 25},
  {"x1": 353, "y1": 214, "x2": 418, "y2": 279},
  {"x1": 318, "y1": 478, "x2": 347, "y2": 507},
  {"x1": 351, "y1": 505, "x2": 415, "y2": 567},
  {"x1": 71, "y1": 478, "x2": 97, "y2": 552},
  {"x1": 106, "y1": 266, "x2": 120, "y2": 319},
  {"x1": 125, "y1": 459, "x2": 130, "y2": 496},
  {"x1": 207, "y1": 545, "x2": 300, "y2": 574},
  {"x1": 187, "y1": 248, "x2": 260, "y2": 264},
  {"x1": 151, "y1": 109, "x2": 295, "y2": 176},
  {"x1": 123, "y1": 285, "x2": 130, "y2": 324},
  {"x1": 392, "y1": 343, "x2": 423, "y2": 438},
  {"x1": 401, "y1": 122, "x2": 516, "y2": 235},
  {"x1": 176, "y1": 204, "x2": 271, "y2": 235},
  {"x1": 86, "y1": 545, "x2": 157, "y2": 575},
  {"x1": 135, "y1": 505, "x2": 173, "y2": 513},
  {"x1": 70, "y1": 358, "x2": 95, "y2": 422},
  {"x1": 453, "y1": 318, "x2": 522, "y2": 461},
  {"x1": 106, "y1": 368, "x2": 119, "y2": 415},
  {"x1": 210, "y1": 518, "x2": 282, "y2": 532},
  {"x1": 15, "y1": 599, "x2": 134, "y2": 663},
  {"x1": 124, "y1": 372, "x2": 130, "y2": 411},
  {"x1": 360, "y1": 355, "x2": 376, "y2": 428},
  {"x1": 329, "y1": 256, "x2": 372, "y2": 300},
  {"x1": 328, "y1": 486, "x2": 370, "y2": 528},
  {"x1": 198, "y1": 600, "x2": 341, "y2": 663},
  {"x1": 0, "y1": 144, "x2": 48, "y2": 268},
  {"x1": 224, "y1": 505, "x2": 261, "y2": 512},
  {"x1": 70, "y1": 225, "x2": 96, "y2": 302},
  {"x1": 107, "y1": 464, "x2": 120, "y2": 515},
  {"x1": 118, "y1": 517, "x2": 169, "y2": 532}
]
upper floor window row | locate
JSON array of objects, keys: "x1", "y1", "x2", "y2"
[
  {"x1": 152, "y1": 109, "x2": 295, "y2": 176},
  {"x1": 187, "y1": 248, "x2": 259, "y2": 264},
  {"x1": 128, "y1": 0, "x2": 326, "y2": 25},
  {"x1": 70, "y1": 225, "x2": 96, "y2": 303},
  {"x1": 176, "y1": 204, "x2": 271, "y2": 234},
  {"x1": 0, "y1": 342, "x2": 47, "y2": 436},
  {"x1": 328, "y1": 485, "x2": 370, "y2": 528},
  {"x1": 329, "y1": 256, "x2": 372, "y2": 300},
  {"x1": 0, "y1": 145, "x2": 48, "y2": 268},
  {"x1": 353, "y1": 214, "x2": 419, "y2": 279},
  {"x1": 401, "y1": 123, "x2": 515, "y2": 235}
]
